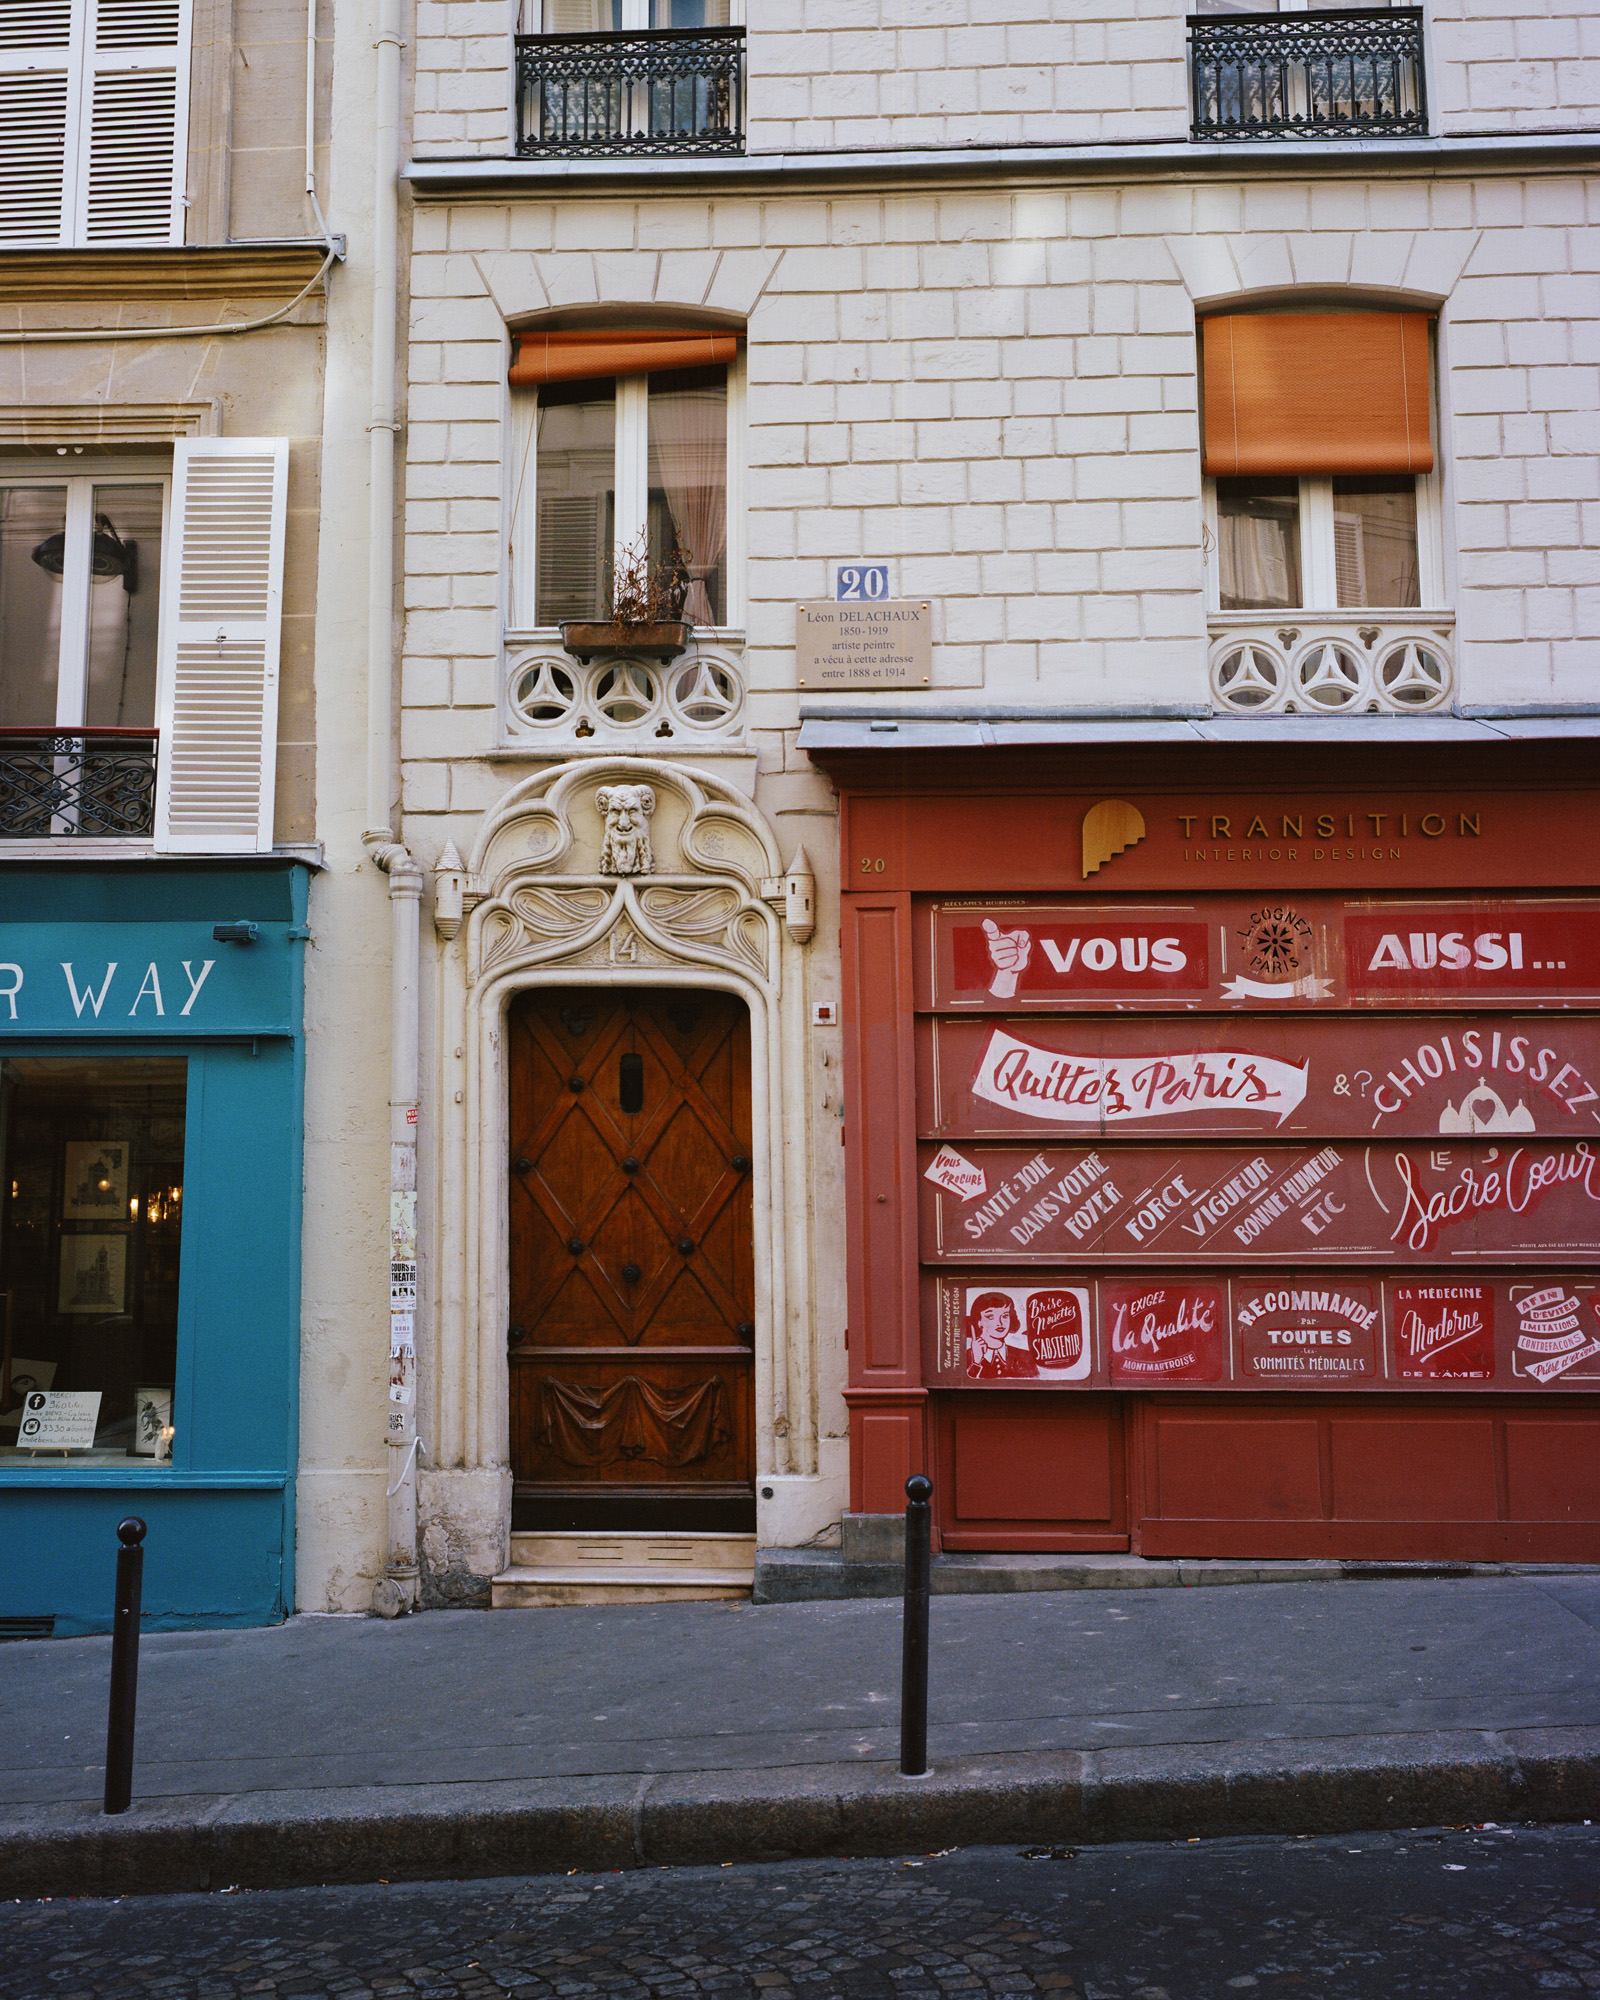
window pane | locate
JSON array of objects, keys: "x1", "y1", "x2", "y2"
[
  {"x1": 1332, "y1": 476, "x2": 1420, "y2": 608},
  {"x1": 84, "y1": 484, "x2": 162, "y2": 728},
  {"x1": 647, "y1": 364, "x2": 727, "y2": 627},
  {"x1": 653, "y1": 0, "x2": 732, "y2": 23},
  {"x1": 540, "y1": 1, "x2": 620, "y2": 28},
  {"x1": 0, "y1": 1057, "x2": 186, "y2": 1465},
  {"x1": 535, "y1": 381, "x2": 615, "y2": 626},
  {"x1": 0, "y1": 487, "x2": 67, "y2": 726},
  {"x1": 1216, "y1": 477, "x2": 1301, "y2": 611}
]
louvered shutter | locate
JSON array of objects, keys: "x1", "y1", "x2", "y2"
[
  {"x1": 537, "y1": 493, "x2": 603, "y2": 623},
  {"x1": 1333, "y1": 512, "x2": 1367, "y2": 608},
  {"x1": 0, "y1": 0, "x2": 77, "y2": 241},
  {"x1": 0, "y1": 0, "x2": 188, "y2": 246},
  {"x1": 153, "y1": 438, "x2": 288, "y2": 856}
]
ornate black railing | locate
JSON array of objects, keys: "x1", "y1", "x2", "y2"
[
  {"x1": 516, "y1": 26, "x2": 745, "y2": 157},
  {"x1": 1190, "y1": 10, "x2": 1427, "y2": 140},
  {"x1": 0, "y1": 727, "x2": 158, "y2": 837}
]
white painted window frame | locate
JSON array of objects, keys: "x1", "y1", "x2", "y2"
[
  {"x1": 508, "y1": 345, "x2": 746, "y2": 635},
  {"x1": 1203, "y1": 471, "x2": 1446, "y2": 614},
  {"x1": 0, "y1": 458, "x2": 171, "y2": 726}
]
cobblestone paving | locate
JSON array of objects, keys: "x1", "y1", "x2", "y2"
[{"x1": 3, "y1": 1824, "x2": 1598, "y2": 2000}]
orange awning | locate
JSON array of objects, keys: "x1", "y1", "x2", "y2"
[
  {"x1": 1202, "y1": 312, "x2": 1434, "y2": 477},
  {"x1": 509, "y1": 328, "x2": 740, "y2": 387}
]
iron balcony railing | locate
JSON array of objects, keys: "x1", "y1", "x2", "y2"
[
  {"x1": 516, "y1": 25, "x2": 745, "y2": 157},
  {"x1": 1190, "y1": 9, "x2": 1427, "y2": 141},
  {"x1": 0, "y1": 727, "x2": 158, "y2": 837}
]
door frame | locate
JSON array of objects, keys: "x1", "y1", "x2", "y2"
[{"x1": 421, "y1": 756, "x2": 826, "y2": 1570}]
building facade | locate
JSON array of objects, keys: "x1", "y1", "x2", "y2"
[
  {"x1": 0, "y1": 0, "x2": 396, "y2": 1629},
  {"x1": 14, "y1": 0, "x2": 1595, "y2": 1631},
  {"x1": 390, "y1": 0, "x2": 1600, "y2": 1599}
]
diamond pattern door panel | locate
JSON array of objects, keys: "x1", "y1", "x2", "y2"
[{"x1": 508, "y1": 988, "x2": 755, "y2": 1531}]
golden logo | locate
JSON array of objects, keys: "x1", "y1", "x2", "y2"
[{"x1": 1082, "y1": 799, "x2": 1145, "y2": 880}]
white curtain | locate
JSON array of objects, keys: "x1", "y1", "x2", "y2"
[
  {"x1": 648, "y1": 382, "x2": 727, "y2": 626},
  {"x1": 1218, "y1": 511, "x2": 1293, "y2": 608}
]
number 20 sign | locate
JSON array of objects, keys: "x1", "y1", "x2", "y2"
[{"x1": 834, "y1": 563, "x2": 890, "y2": 602}]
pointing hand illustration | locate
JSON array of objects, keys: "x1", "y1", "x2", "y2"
[{"x1": 982, "y1": 917, "x2": 1032, "y2": 999}]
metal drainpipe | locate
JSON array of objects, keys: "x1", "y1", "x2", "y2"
[{"x1": 364, "y1": 0, "x2": 419, "y2": 1618}]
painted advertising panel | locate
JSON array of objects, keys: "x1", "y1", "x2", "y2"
[
  {"x1": 852, "y1": 787, "x2": 1600, "y2": 895},
  {"x1": 919, "y1": 1140, "x2": 1600, "y2": 1263},
  {"x1": 926, "y1": 1274, "x2": 1600, "y2": 1392},
  {"x1": 920, "y1": 897, "x2": 1600, "y2": 1013},
  {"x1": 918, "y1": 1016, "x2": 1600, "y2": 1140}
]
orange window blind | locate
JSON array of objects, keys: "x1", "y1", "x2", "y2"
[
  {"x1": 509, "y1": 328, "x2": 740, "y2": 387},
  {"x1": 1201, "y1": 312, "x2": 1434, "y2": 477}
]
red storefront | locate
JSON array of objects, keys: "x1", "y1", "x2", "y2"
[{"x1": 822, "y1": 738, "x2": 1600, "y2": 1562}]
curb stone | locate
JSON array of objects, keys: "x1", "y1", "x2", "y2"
[{"x1": 3, "y1": 1726, "x2": 1597, "y2": 1900}]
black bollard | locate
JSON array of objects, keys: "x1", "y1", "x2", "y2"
[
  {"x1": 900, "y1": 1474, "x2": 933, "y2": 1776},
  {"x1": 104, "y1": 1516, "x2": 146, "y2": 1815}
]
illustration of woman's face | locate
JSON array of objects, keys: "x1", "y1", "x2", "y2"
[{"x1": 976, "y1": 1305, "x2": 1011, "y2": 1343}]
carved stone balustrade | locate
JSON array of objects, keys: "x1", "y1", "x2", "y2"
[{"x1": 1208, "y1": 612, "x2": 1454, "y2": 717}]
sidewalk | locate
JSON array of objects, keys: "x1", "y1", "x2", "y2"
[{"x1": 3, "y1": 1569, "x2": 1598, "y2": 1898}]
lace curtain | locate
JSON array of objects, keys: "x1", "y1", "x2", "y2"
[{"x1": 648, "y1": 378, "x2": 727, "y2": 627}]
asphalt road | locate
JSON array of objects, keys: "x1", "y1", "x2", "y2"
[{"x1": 3, "y1": 1823, "x2": 1597, "y2": 1999}]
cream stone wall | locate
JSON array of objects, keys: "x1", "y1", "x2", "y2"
[
  {"x1": 402, "y1": 177, "x2": 1600, "y2": 725},
  {"x1": 408, "y1": 1, "x2": 1600, "y2": 159}
]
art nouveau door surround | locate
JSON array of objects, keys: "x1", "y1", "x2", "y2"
[{"x1": 423, "y1": 756, "x2": 817, "y2": 1566}]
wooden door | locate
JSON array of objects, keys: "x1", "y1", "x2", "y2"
[{"x1": 507, "y1": 987, "x2": 755, "y2": 1532}]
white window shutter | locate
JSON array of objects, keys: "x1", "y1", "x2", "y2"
[
  {"x1": 79, "y1": 0, "x2": 189, "y2": 244},
  {"x1": 0, "y1": 0, "x2": 77, "y2": 243},
  {"x1": 0, "y1": 0, "x2": 188, "y2": 246},
  {"x1": 154, "y1": 438, "x2": 288, "y2": 856}
]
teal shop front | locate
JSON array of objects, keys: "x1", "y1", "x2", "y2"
[{"x1": 0, "y1": 862, "x2": 308, "y2": 1634}]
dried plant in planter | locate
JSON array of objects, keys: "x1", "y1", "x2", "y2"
[
  {"x1": 561, "y1": 534, "x2": 694, "y2": 662},
  {"x1": 609, "y1": 534, "x2": 689, "y2": 628}
]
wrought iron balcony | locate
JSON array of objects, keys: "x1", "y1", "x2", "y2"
[
  {"x1": 0, "y1": 727, "x2": 158, "y2": 837},
  {"x1": 1190, "y1": 9, "x2": 1427, "y2": 141},
  {"x1": 516, "y1": 26, "x2": 745, "y2": 157}
]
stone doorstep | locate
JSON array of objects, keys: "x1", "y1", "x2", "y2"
[
  {"x1": 491, "y1": 1572, "x2": 752, "y2": 1608},
  {"x1": 753, "y1": 1548, "x2": 1600, "y2": 1604},
  {"x1": 492, "y1": 1532, "x2": 757, "y2": 1608},
  {"x1": 509, "y1": 1531, "x2": 756, "y2": 1572}
]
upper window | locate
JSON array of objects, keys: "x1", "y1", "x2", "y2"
[
  {"x1": 1202, "y1": 312, "x2": 1441, "y2": 612},
  {"x1": 536, "y1": 2, "x2": 732, "y2": 30},
  {"x1": 517, "y1": 0, "x2": 744, "y2": 157},
  {"x1": 0, "y1": 439, "x2": 288, "y2": 851},
  {"x1": 509, "y1": 328, "x2": 744, "y2": 632},
  {"x1": 0, "y1": 0, "x2": 192, "y2": 247},
  {"x1": 0, "y1": 470, "x2": 165, "y2": 730}
]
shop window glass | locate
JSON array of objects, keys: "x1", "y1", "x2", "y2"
[
  {"x1": 0, "y1": 1057, "x2": 186, "y2": 1464},
  {"x1": 0, "y1": 474, "x2": 164, "y2": 728}
]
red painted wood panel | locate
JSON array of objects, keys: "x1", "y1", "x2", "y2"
[
  {"x1": 1134, "y1": 1396, "x2": 1600, "y2": 1559},
  {"x1": 1329, "y1": 1418, "x2": 1499, "y2": 1520},
  {"x1": 843, "y1": 895, "x2": 919, "y2": 1385},
  {"x1": 935, "y1": 1393, "x2": 1128, "y2": 1551},
  {"x1": 1152, "y1": 1417, "x2": 1325, "y2": 1520}
]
